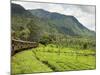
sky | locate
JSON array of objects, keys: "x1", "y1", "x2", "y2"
[{"x1": 12, "y1": 1, "x2": 96, "y2": 31}]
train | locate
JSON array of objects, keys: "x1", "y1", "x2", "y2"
[{"x1": 11, "y1": 39, "x2": 38, "y2": 55}]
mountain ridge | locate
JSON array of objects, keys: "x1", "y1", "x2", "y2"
[
  {"x1": 11, "y1": 3, "x2": 95, "y2": 40},
  {"x1": 29, "y1": 9, "x2": 95, "y2": 36}
]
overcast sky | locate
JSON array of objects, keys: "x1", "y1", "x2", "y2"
[{"x1": 12, "y1": 1, "x2": 96, "y2": 31}]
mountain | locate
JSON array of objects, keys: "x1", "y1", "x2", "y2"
[
  {"x1": 11, "y1": 3, "x2": 95, "y2": 42},
  {"x1": 29, "y1": 9, "x2": 95, "y2": 36},
  {"x1": 11, "y1": 3, "x2": 32, "y2": 17},
  {"x1": 29, "y1": 9, "x2": 68, "y2": 19}
]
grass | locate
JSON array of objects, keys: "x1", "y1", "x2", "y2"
[
  {"x1": 11, "y1": 44, "x2": 96, "y2": 74},
  {"x1": 11, "y1": 50, "x2": 53, "y2": 74}
]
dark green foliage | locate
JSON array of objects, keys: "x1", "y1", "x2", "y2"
[
  {"x1": 11, "y1": 3, "x2": 32, "y2": 17},
  {"x1": 11, "y1": 3, "x2": 96, "y2": 50},
  {"x1": 11, "y1": 16, "x2": 41, "y2": 42},
  {"x1": 27, "y1": 20, "x2": 41, "y2": 42},
  {"x1": 11, "y1": 3, "x2": 96, "y2": 74},
  {"x1": 29, "y1": 9, "x2": 95, "y2": 37},
  {"x1": 39, "y1": 36, "x2": 51, "y2": 45}
]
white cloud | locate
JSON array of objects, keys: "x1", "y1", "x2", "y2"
[{"x1": 12, "y1": 1, "x2": 95, "y2": 31}]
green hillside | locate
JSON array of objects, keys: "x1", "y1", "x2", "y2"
[
  {"x1": 11, "y1": 3, "x2": 95, "y2": 41},
  {"x1": 11, "y1": 3, "x2": 96, "y2": 49},
  {"x1": 29, "y1": 9, "x2": 95, "y2": 37},
  {"x1": 11, "y1": 3, "x2": 96, "y2": 74}
]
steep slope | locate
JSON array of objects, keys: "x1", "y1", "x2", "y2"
[
  {"x1": 11, "y1": 3, "x2": 32, "y2": 17},
  {"x1": 11, "y1": 3, "x2": 42, "y2": 41},
  {"x1": 29, "y1": 9, "x2": 95, "y2": 37},
  {"x1": 11, "y1": 3, "x2": 95, "y2": 42}
]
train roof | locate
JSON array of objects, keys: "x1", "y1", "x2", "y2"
[{"x1": 12, "y1": 39, "x2": 36, "y2": 44}]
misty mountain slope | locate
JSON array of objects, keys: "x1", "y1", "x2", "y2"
[
  {"x1": 11, "y1": 3, "x2": 32, "y2": 17},
  {"x1": 11, "y1": 3, "x2": 95, "y2": 41},
  {"x1": 29, "y1": 9, "x2": 95, "y2": 36}
]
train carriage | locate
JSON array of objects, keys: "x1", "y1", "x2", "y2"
[{"x1": 11, "y1": 39, "x2": 38, "y2": 55}]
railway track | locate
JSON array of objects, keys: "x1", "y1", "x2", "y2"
[{"x1": 11, "y1": 39, "x2": 38, "y2": 55}]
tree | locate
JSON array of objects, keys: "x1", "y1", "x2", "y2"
[
  {"x1": 19, "y1": 28, "x2": 30, "y2": 41},
  {"x1": 27, "y1": 20, "x2": 40, "y2": 42}
]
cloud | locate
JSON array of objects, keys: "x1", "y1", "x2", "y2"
[{"x1": 12, "y1": 1, "x2": 96, "y2": 31}]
